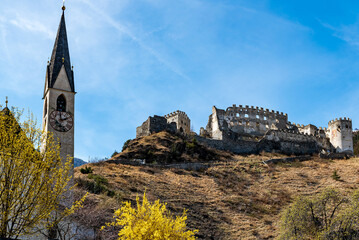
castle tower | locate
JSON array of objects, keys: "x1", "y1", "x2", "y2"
[
  {"x1": 164, "y1": 110, "x2": 191, "y2": 134},
  {"x1": 42, "y1": 5, "x2": 75, "y2": 162},
  {"x1": 327, "y1": 118, "x2": 353, "y2": 154}
]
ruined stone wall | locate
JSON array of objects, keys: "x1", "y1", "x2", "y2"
[
  {"x1": 195, "y1": 129, "x2": 322, "y2": 155},
  {"x1": 164, "y1": 110, "x2": 191, "y2": 134},
  {"x1": 202, "y1": 104, "x2": 342, "y2": 155},
  {"x1": 296, "y1": 124, "x2": 317, "y2": 136},
  {"x1": 207, "y1": 105, "x2": 289, "y2": 139},
  {"x1": 327, "y1": 118, "x2": 353, "y2": 153},
  {"x1": 136, "y1": 115, "x2": 176, "y2": 138}
]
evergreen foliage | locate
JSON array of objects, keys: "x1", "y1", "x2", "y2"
[
  {"x1": 122, "y1": 139, "x2": 132, "y2": 152},
  {"x1": 331, "y1": 170, "x2": 341, "y2": 181},
  {"x1": 80, "y1": 166, "x2": 93, "y2": 174}
]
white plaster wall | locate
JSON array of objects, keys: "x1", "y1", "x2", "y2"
[{"x1": 53, "y1": 66, "x2": 72, "y2": 92}]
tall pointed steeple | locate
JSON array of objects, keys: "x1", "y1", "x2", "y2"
[
  {"x1": 42, "y1": 4, "x2": 76, "y2": 208},
  {"x1": 45, "y1": 6, "x2": 74, "y2": 96}
]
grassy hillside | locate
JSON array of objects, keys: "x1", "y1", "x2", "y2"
[
  {"x1": 73, "y1": 132, "x2": 359, "y2": 239},
  {"x1": 111, "y1": 131, "x2": 231, "y2": 164}
]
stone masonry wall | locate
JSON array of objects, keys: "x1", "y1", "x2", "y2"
[
  {"x1": 207, "y1": 105, "x2": 289, "y2": 138},
  {"x1": 136, "y1": 115, "x2": 176, "y2": 138},
  {"x1": 164, "y1": 110, "x2": 191, "y2": 134},
  {"x1": 328, "y1": 118, "x2": 353, "y2": 153}
]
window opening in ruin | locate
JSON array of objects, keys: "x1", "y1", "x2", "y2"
[
  {"x1": 56, "y1": 94, "x2": 66, "y2": 112},
  {"x1": 245, "y1": 114, "x2": 249, "y2": 118},
  {"x1": 346, "y1": 125, "x2": 348, "y2": 128},
  {"x1": 236, "y1": 113, "x2": 240, "y2": 117},
  {"x1": 180, "y1": 127, "x2": 183, "y2": 133},
  {"x1": 264, "y1": 116, "x2": 267, "y2": 120}
]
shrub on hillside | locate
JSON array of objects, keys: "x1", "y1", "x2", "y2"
[
  {"x1": 122, "y1": 139, "x2": 132, "y2": 152},
  {"x1": 279, "y1": 188, "x2": 359, "y2": 240},
  {"x1": 80, "y1": 166, "x2": 93, "y2": 174},
  {"x1": 111, "y1": 150, "x2": 119, "y2": 158},
  {"x1": 76, "y1": 174, "x2": 113, "y2": 195},
  {"x1": 101, "y1": 192, "x2": 198, "y2": 239},
  {"x1": 331, "y1": 169, "x2": 341, "y2": 181}
]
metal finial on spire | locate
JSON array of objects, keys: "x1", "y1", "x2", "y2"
[
  {"x1": 5, "y1": 96, "x2": 8, "y2": 108},
  {"x1": 62, "y1": 0, "x2": 66, "y2": 11}
]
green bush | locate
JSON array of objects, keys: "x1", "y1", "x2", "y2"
[
  {"x1": 76, "y1": 174, "x2": 114, "y2": 195},
  {"x1": 111, "y1": 150, "x2": 119, "y2": 158},
  {"x1": 185, "y1": 138, "x2": 198, "y2": 150},
  {"x1": 88, "y1": 174, "x2": 108, "y2": 185},
  {"x1": 332, "y1": 169, "x2": 341, "y2": 181},
  {"x1": 279, "y1": 188, "x2": 359, "y2": 240},
  {"x1": 80, "y1": 166, "x2": 93, "y2": 174},
  {"x1": 122, "y1": 139, "x2": 132, "y2": 152}
]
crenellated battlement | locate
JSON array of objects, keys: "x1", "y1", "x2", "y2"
[
  {"x1": 326, "y1": 117, "x2": 353, "y2": 153},
  {"x1": 226, "y1": 104, "x2": 288, "y2": 118},
  {"x1": 164, "y1": 110, "x2": 191, "y2": 135},
  {"x1": 328, "y1": 117, "x2": 352, "y2": 125},
  {"x1": 164, "y1": 110, "x2": 189, "y2": 119}
]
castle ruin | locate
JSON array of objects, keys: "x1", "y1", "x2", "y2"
[
  {"x1": 201, "y1": 105, "x2": 353, "y2": 155},
  {"x1": 136, "y1": 110, "x2": 191, "y2": 138},
  {"x1": 137, "y1": 105, "x2": 354, "y2": 155}
]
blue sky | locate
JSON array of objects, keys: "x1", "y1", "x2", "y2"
[{"x1": 1, "y1": 0, "x2": 359, "y2": 161}]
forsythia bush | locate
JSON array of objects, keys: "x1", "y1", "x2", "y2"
[
  {"x1": 0, "y1": 107, "x2": 87, "y2": 239},
  {"x1": 102, "y1": 192, "x2": 198, "y2": 239}
]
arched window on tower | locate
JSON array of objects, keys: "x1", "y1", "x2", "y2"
[{"x1": 57, "y1": 95, "x2": 66, "y2": 112}]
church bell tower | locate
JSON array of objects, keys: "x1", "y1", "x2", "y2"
[{"x1": 43, "y1": 5, "x2": 75, "y2": 161}]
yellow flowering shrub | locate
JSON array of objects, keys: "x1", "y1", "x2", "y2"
[
  {"x1": 0, "y1": 107, "x2": 86, "y2": 239},
  {"x1": 102, "y1": 192, "x2": 198, "y2": 239}
]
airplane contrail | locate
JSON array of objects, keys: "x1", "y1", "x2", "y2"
[{"x1": 79, "y1": 0, "x2": 191, "y2": 81}]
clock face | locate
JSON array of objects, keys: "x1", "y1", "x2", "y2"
[{"x1": 49, "y1": 111, "x2": 73, "y2": 132}]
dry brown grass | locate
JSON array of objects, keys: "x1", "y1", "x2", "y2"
[
  {"x1": 111, "y1": 131, "x2": 232, "y2": 164},
  {"x1": 74, "y1": 154, "x2": 359, "y2": 240}
]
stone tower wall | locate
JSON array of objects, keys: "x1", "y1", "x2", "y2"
[
  {"x1": 43, "y1": 88, "x2": 75, "y2": 160},
  {"x1": 327, "y1": 118, "x2": 353, "y2": 153},
  {"x1": 136, "y1": 115, "x2": 176, "y2": 138},
  {"x1": 164, "y1": 110, "x2": 191, "y2": 134}
]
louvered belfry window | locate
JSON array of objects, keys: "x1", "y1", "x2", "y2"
[{"x1": 57, "y1": 94, "x2": 66, "y2": 112}]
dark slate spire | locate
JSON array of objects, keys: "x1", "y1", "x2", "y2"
[{"x1": 46, "y1": 7, "x2": 74, "y2": 93}]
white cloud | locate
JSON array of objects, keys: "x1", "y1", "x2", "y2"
[
  {"x1": 320, "y1": 20, "x2": 359, "y2": 48},
  {"x1": 9, "y1": 16, "x2": 54, "y2": 39}
]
